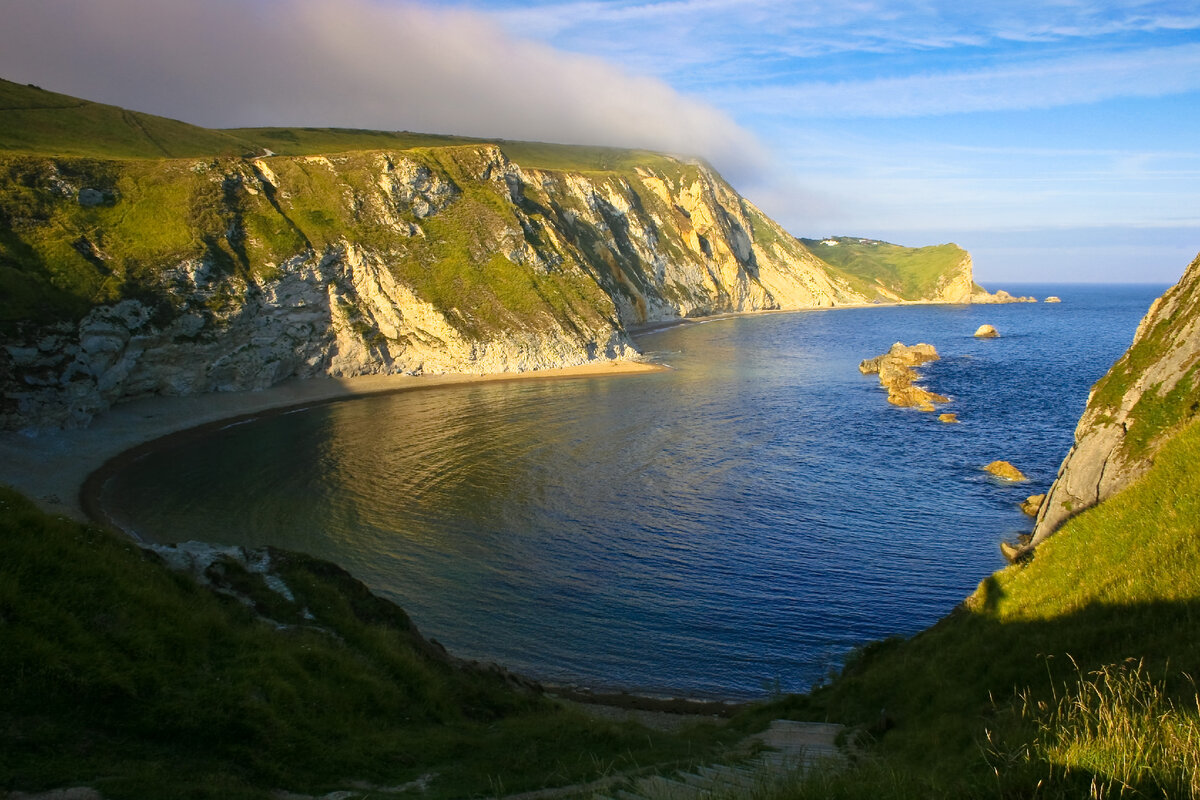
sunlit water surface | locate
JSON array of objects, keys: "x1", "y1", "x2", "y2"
[{"x1": 101, "y1": 284, "x2": 1163, "y2": 698}]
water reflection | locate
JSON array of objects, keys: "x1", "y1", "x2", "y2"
[{"x1": 102, "y1": 286, "x2": 1162, "y2": 697}]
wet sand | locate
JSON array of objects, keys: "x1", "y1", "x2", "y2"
[{"x1": 0, "y1": 360, "x2": 664, "y2": 523}]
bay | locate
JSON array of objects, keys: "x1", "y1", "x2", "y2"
[{"x1": 99, "y1": 284, "x2": 1164, "y2": 698}]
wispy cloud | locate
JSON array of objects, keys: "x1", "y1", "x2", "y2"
[
  {"x1": 722, "y1": 43, "x2": 1200, "y2": 117},
  {"x1": 0, "y1": 0, "x2": 767, "y2": 179},
  {"x1": 484, "y1": 0, "x2": 1200, "y2": 65}
]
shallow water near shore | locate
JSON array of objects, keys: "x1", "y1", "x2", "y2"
[{"x1": 100, "y1": 284, "x2": 1163, "y2": 698}]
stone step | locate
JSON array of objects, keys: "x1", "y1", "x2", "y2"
[
  {"x1": 633, "y1": 774, "x2": 703, "y2": 800},
  {"x1": 694, "y1": 764, "x2": 757, "y2": 790}
]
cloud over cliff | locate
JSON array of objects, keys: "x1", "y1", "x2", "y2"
[{"x1": 0, "y1": 0, "x2": 766, "y2": 179}]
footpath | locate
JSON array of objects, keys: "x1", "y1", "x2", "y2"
[{"x1": 505, "y1": 719, "x2": 845, "y2": 800}]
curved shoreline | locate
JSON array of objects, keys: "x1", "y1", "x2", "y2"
[{"x1": 0, "y1": 360, "x2": 664, "y2": 525}]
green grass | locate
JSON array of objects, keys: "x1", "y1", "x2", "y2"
[
  {"x1": 0, "y1": 486, "x2": 743, "y2": 799},
  {"x1": 1005, "y1": 659, "x2": 1200, "y2": 797},
  {"x1": 799, "y1": 237, "x2": 968, "y2": 300},
  {"x1": 0, "y1": 79, "x2": 258, "y2": 159},
  {"x1": 753, "y1": 417, "x2": 1200, "y2": 798}
]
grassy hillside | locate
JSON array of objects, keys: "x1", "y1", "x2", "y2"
[
  {"x1": 800, "y1": 236, "x2": 967, "y2": 300},
  {"x1": 0, "y1": 79, "x2": 259, "y2": 159},
  {"x1": 0, "y1": 486, "x2": 743, "y2": 799},
  {"x1": 763, "y1": 417, "x2": 1200, "y2": 798}
]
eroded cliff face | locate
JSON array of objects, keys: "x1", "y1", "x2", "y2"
[
  {"x1": 1, "y1": 145, "x2": 878, "y2": 429},
  {"x1": 1029, "y1": 252, "x2": 1200, "y2": 549},
  {"x1": 1, "y1": 144, "x2": 967, "y2": 430}
]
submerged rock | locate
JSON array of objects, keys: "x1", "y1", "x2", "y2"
[
  {"x1": 859, "y1": 342, "x2": 948, "y2": 412},
  {"x1": 984, "y1": 460, "x2": 1027, "y2": 481},
  {"x1": 974, "y1": 324, "x2": 999, "y2": 338}
]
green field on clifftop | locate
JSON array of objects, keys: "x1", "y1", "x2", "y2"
[
  {"x1": 801, "y1": 236, "x2": 968, "y2": 300},
  {"x1": 0, "y1": 79, "x2": 688, "y2": 176}
]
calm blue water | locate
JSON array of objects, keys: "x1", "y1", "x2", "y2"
[{"x1": 100, "y1": 284, "x2": 1164, "y2": 698}]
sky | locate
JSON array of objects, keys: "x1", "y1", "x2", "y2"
[{"x1": 1, "y1": 0, "x2": 1198, "y2": 283}]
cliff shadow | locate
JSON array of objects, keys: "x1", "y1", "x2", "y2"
[{"x1": 811, "y1": 594, "x2": 1200, "y2": 795}]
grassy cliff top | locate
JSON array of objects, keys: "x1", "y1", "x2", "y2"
[
  {"x1": 0, "y1": 78, "x2": 691, "y2": 175},
  {"x1": 0, "y1": 79, "x2": 260, "y2": 159},
  {"x1": 801, "y1": 236, "x2": 968, "y2": 299}
]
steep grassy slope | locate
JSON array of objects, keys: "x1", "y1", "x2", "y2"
[
  {"x1": 756, "y1": 418, "x2": 1200, "y2": 798},
  {"x1": 0, "y1": 486, "x2": 739, "y2": 799}
]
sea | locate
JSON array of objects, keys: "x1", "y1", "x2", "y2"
[{"x1": 98, "y1": 284, "x2": 1166, "y2": 699}]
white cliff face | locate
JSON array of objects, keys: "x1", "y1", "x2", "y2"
[
  {"x1": 2, "y1": 241, "x2": 631, "y2": 430},
  {"x1": 517, "y1": 162, "x2": 863, "y2": 327},
  {"x1": 931, "y1": 253, "x2": 976, "y2": 304},
  {"x1": 1028, "y1": 252, "x2": 1200, "y2": 549}
]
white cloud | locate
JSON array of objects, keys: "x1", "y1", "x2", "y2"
[{"x1": 0, "y1": 0, "x2": 767, "y2": 180}]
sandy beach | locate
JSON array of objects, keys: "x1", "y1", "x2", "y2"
[{"x1": 0, "y1": 360, "x2": 664, "y2": 523}]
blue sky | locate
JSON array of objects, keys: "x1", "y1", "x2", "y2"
[
  {"x1": 2, "y1": 0, "x2": 1198, "y2": 282},
  {"x1": 464, "y1": 0, "x2": 1200, "y2": 283}
]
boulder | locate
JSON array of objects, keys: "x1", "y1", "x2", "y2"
[
  {"x1": 938, "y1": 412, "x2": 958, "y2": 424},
  {"x1": 1045, "y1": 296, "x2": 1061, "y2": 303},
  {"x1": 999, "y1": 540, "x2": 1023, "y2": 563},
  {"x1": 974, "y1": 324, "x2": 999, "y2": 338},
  {"x1": 1020, "y1": 493, "x2": 1045, "y2": 516},
  {"x1": 984, "y1": 460, "x2": 1027, "y2": 481}
]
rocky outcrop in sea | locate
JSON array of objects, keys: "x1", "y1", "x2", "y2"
[{"x1": 859, "y1": 342, "x2": 948, "y2": 412}]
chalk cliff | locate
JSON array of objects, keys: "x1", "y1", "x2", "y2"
[
  {"x1": 0, "y1": 145, "x2": 922, "y2": 430},
  {"x1": 1028, "y1": 252, "x2": 1200, "y2": 549}
]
